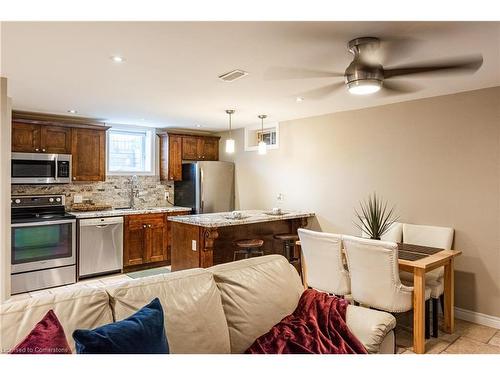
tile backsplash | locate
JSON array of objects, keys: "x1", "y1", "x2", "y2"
[{"x1": 11, "y1": 176, "x2": 175, "y2": 209}]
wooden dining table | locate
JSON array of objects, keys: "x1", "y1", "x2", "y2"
[{"x1": 295, "y1": 240, "x2": 462, "y2": 354}]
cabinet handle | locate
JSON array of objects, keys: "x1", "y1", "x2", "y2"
[{"x1": 143, "y1": 224, "x2": 147, "y2": 228}]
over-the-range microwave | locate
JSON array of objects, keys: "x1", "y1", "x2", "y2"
[{"x1": 11, "y1": 152, "x2": 72, "y2": 184}]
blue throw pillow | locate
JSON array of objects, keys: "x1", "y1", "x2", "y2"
[{"x1": 73, "y1": 298, "x2": 169, "y2": 354}]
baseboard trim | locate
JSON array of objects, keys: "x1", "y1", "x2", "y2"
[{"x1": 454, "y1": 307, "x2": 500, "y2": 329}]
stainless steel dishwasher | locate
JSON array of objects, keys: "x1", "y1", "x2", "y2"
[{"x1": 78, "y1": 216, "x2": 123, "y2": 278}]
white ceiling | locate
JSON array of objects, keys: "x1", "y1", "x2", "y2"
[{"x1": 2, "y1": 21, "x2": 499, "y2": 130}]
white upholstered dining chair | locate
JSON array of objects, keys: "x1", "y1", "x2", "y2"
[
  {"x1": 342, "y1": 235, "x2": 431, "y2": 338},
  {"x1": 297, "y1": 228, "x2": 351, "y2": 297},
  {"x1": 400, "y1": 223, "x2": 454, "y2": 337}
]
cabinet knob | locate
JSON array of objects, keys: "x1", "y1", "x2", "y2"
[
  {"x1": 42, "y1": 148, "x2": 46, "y2": 152},
  {"x1": 143, "y1": 224, "x2": 147, "y2": 228},
  {"x1": 35, "y1": 148, "x2": 39, "y2": 152},
  {"x1": 73, "y1": 177, "x2": 76, "y2": 180},
  {"x1": 148, "y1": 224, "x2": 152, "y2": 228}
]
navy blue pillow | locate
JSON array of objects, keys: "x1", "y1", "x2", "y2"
[{"x1": 73, "y1": 298, "x2": 169, "y2": 354}]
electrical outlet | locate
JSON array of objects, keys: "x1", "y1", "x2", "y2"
[
  {"x1": 192, "y1": 240, "x2": 197, "y2": 251},
  {"x1": 276, "y1": 193, "x2": 285, "y2": 201},
  {"x1": 74, "y1": 195, "x2": 83, "y2": 204},
  {"x1": 164, "y1": 191, "x2": 170, "y2": 200}
]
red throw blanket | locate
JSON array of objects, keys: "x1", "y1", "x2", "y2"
[{"x1": 245, "y1": 289, "x2": 368, "y2": 354}]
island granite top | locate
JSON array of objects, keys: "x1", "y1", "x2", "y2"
[
  {"x1": 167, "y1": 209, "x2": 315, "y2": 228},
  {"x1": 69, "y1": 206, "x2": 191, "y2": 219}
]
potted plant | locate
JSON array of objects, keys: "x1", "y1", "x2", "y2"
[{"x1": 354, "y1": 193, "x2": 399, "y2": 240}]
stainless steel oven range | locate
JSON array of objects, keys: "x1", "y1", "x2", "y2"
[{"x1": 11, "y1": 195, "x2": 76, "y2": 294}]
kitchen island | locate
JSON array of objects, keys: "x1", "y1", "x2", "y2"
[{"x1": 168, "y1": 210, "x2": 315, "y2": 271}]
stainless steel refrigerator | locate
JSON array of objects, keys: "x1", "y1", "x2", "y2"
[{"x1": 174, "y1": 161, "x2": 235, "y2": 214}]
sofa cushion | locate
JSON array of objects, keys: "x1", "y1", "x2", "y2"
[
  {"x1": 9, "y1": 310, "x2": 71, "y2": 354},
  {"x1": 73, "y1": 298, "x2": 168, "y2": 354},
  {"x1": 209, "y1": 255, "x2": 305, "y2": 353},
  {"x1": 0, "y1": 286, "x2": 113, "y2": 353},
  {"x1": 105, "y1": 268, "x2": 230, "y2": 354},
  {"x1": 345, "y1": 304, "x2": 396, "y2": 354}
]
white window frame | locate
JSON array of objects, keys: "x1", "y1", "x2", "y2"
[
  {"x1": 106, "y1": 125, "x2": 156, "y2": 176},
  {"x1": 244, "y1": 122, "x2": 280, "y2": 152}
]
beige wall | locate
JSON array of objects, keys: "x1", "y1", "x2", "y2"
[{"x1": 219, "y1": 86, "x2": 500, "y2": 317}]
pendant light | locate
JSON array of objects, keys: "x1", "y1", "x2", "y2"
[
  {"x1": 257, "y1": 114, "x2": 267, "y2": 155},
  {"x1": 225, "y1": 109, "x2": 235, "y2": 154}
]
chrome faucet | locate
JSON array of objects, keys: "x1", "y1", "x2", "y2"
[{"x1": 129, "y1": 175, "x2": 139, "y2": 208}]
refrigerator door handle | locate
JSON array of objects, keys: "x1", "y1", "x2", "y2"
[{"x1": 200, "y1": 167, "x2": 204, "y2": 213}]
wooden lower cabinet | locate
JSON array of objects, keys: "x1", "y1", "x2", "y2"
[
  {"x1": 124, "y1": 213, "x2": 167, "y2": 269},
  {"x1": 123, "y1": 211, "x2": 191, "y2": 270}
]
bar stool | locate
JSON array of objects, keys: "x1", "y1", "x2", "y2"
[
  {"x1": 274, "y1": 233, "x2": 299, "y2": 261},
  {"x1": 233, "y1": 239, "x2": 265, "y2": 261}
]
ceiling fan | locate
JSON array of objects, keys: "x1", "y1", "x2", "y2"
[{"x1": 267, "y1": 37, "x2": 483, "y2": 99}]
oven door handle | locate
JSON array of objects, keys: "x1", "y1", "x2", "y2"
[{"x1": 11, "y1": 219, "x2": 76, "y2": 228}]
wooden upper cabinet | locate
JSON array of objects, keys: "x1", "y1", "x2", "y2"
[
  {"x1": 181, "y1": 136, "x2": 199, "y2": 160},
  {"x1": 160, "y1": 133, "x2": 220, "y2": 181},
  {"x1": 200, "y1": 137, "x2": 219, "y2": 160},
  {"x1": 12, "y1": 122, "x2": 41, "y2": 152},
  {"x1": 40, "y1": 126, "x2": 72, "y2": 154},
  {"x1": 71, "y1": 128, "x2": 106, "y2": 182},
  {"x1": 13, "y1": 123, "x2": 72, "y2": 154},
  {"x1": 168, "y1": 135, "x2": 183, "y2": 181}
]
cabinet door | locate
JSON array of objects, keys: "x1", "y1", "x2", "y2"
[
  {"x1": 182, "y1": 136, "x2": 199, "y2": 160},
  {"x1": 40, "y1": 126, "x2": 72, "y2": 154},
  {"x1": 12, "y1": 123, "x2": 41, "y2": 152},
  {"x1": 71, "y1": 128, "x2": 106, "y2": 181},
  {"x1": 145, "y1": 215, "x2": 167, "y2": 263},
  {"x1": 168, "y1": 135, "x2": 182, "y2": 181},
  {"x1": 200, "y1": 138, "x2": 219, "y2": 160},
  {"x1": 124, "y1": 216, "x2": 147, "y2": 267}
]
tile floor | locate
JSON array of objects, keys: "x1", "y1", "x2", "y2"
[
  {"x1": 395, "y1": 311, "x2": 500, "y2": 354},
  {"x1": 7, "y1": 271, "x2": 500, "y2": 354}
]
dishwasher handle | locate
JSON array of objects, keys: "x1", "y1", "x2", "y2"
[{"x1": 79, "y1": 216, "x2": 124, "y2": 227}]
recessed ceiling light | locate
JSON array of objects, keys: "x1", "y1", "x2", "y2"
[
  {"x1": 111, "y1": 56, "x2": 124, "y2": 63},
  {"x1": 67, "y1": 109, "x2": 77, "y2": 114},
  {"x1": 296, "y1": 97, "x2": 304, "y2": 102}
]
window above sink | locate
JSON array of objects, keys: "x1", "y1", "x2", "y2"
[{"x1": 106, "y1": 126, "x2": 155, "y2": 176}]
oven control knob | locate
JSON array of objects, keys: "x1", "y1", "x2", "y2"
[
  {"x1": 56, "y1": 197, "x2": 61, "y2": 202},
  {"x1": 15, "y1": 199, "x2": 21, "y2": 204},
  {"x1": 49, "y1": 198, "x2": 54, "y2": 202}
]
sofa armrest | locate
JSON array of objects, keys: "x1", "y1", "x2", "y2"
[{"x1": 345, "y1": 305, "x2": 396, "y2": 353}]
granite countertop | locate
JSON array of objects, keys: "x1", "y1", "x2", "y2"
[
  {"x1": 69, "y1": 206, "x2": 192, "y2": 219},
  {"x1": 167, "y1": 209, "x2": 315, "y2": 228}
]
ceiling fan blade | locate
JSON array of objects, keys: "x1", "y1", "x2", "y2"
[
  {"x1": 296, "y1": 81, "x2": 345, "y2": 99},
  {"x1": 265, "y1": 66, "x2": 344, "y2": 80},
  {"x1": 383, "y1": 55, "x2": 483, "y2": 78},
  {"x1": 381, "y1": 81, "x2": 420, "y2": 95}
]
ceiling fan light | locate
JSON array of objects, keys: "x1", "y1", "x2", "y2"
[
  {"x1": 225, "y1": 138, "x2": 235, "y2": 154},
  {"x1": 347, "y1": 79, "x2": 382, "y2": 95}
]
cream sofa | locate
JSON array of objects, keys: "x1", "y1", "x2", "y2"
[{"x1": 0, "y1": 255, "x2": 396, "y2": 354}]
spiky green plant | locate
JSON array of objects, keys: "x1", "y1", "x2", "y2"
[{"x1": 354, "y1": 193, "x2": 399, "y2": 240}]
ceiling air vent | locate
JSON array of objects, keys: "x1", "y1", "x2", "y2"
[{"x1": 218, "y1": 69, "x2": 248, "y2": 82}]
